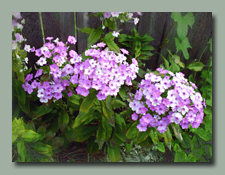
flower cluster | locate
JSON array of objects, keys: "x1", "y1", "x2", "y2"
[
  {"x1": 22, "y1": 36, "x2": 79, "y2": 103},
  {"x1": 103, "y1": 12, "x2": 142, "y2": 25},
  {"x1": 12, "y1": 12, "x2": 26, "y2": 50},
  {"x1": 79, "y1": 44, "x2": 139, "y2": 100},
  {"x1": 12, "y1": 12, "x2": 29, "y2": 73},
  {"x1": 22, "y1": 36, "x2": 139, "y2": 103},
  {"x1": 129, "y1": 68, "x2": 206, "y2": 133}
]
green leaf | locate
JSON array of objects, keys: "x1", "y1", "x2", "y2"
[
  {"x1": 68, "y1": 94, "x2": 81, "y2": 105},
  {"x1": 173, "y1": 143, "x2": 189, "y2": 162},
  {"x1": 115, "y1": 113, "x2": 126, "y2": 131},
  {"x1": 50, "y1": 137, "x2": 64, "y2": 150},
  {"x1": 15, "y1": 80, "x2": 26, "y2": 105},
  {"x1": 73, "y1": 107, "x2": 96, "y2": 128},
  {"x1": 149, "y1": 128, "x2": 159, "y2": 144},
  {"x1": 101, "y1": 96, "x2": 115, "y2": 127},
  {"x1": 137, "y1": 68, "x2": 146, "y2": 78},
  {"x1": 208, "y1": 38, "x2": 212, "y2": 53},
  {"x1": 86, "y1": 137, "x2": 99, "y2": 153},
  {"x1": 209, "y1": 145, "x2": 212, "y2": 158},
  {"x1": 171, "y1": 124, "x2": 184, "y2": 143},
  {"x1": 33, "y1": 103, "x2": 55, "y2": 118},
  {"x1": 191, "y1": 135, "x2": 199, "y2": 150},
  {"x1": 21, "y1": 130, "x2": 40, "y2": 142},
  {"x1": 126, "y1": 121, "x2": 138, "y2": 139},
  {"x1": 104, "y1": 19, "x2": 116, "y2": 30},
  {"x1": 12, "y1": 103, "x2": 20, "y2": 120},
  {"x1": 80, "y1": 27, "x2": 94, "y2": 34},
  {"x1": 175, "y1": 37, "x2": 192, "y2": 60},
  {"x1": 141, "y1": 45, "x2": 155, "y2": 51},
  {"x1": 88, "y1": 27, "x2": 103, "y2": 47},
  {"x1": 111, "y1": 98, "x2": 126, "y2": 110},
  {"x1": 157, "y1": 141, "x2": 165, "y2": 153},
  {"x1": 139, "y1": 34, "x2": 154, "y2": 42},
  {"x1": 190, "y1": 148, "x2": 205, "y2": 160},
  {"x1": 102, "y1": 115, "x2": 112, "y2": 140},
  {"x1": 171, "y1": 12, "x2": 195, "y2": 40},
  {"x1": 107, "y1": 144, "x2": 121, "y2": 162},
  {"x1": 125, "y1": 141, "x2": 133, "y2": 152},
  {"x1": 163, "y1": 127, "x2": 172, "y2": 150},
  {"x1": 191, "y1": 127, "x2": 212, "y2": 142},
  {"x1": 76, "y1": 126, "x2": 98, "y2": 142},
  {"x1": 79, "y1": 89, "x2": 98, "y2": 114},
  {"x1": 136, "y1": 128, "x2": 151, "y2": 143},
  {"x1": 103, "y1": 32, "x2": 120, "y2": 53},
  {"x1": 17, "y1": 140, "x2": 27, "y2": 162},
  {"x1": 118, "y1": 86, "x2": 127, "y2": 101},
  {"x1": 58, "y1": 110, "x2": 69, "y2": 132},
  {"x1": 96, "y1": 124, "x2": 106, "y2": 141},
  {"x1": 187, "y1": 62, "x2": 204, "y2": 71},
  {"x1": 31, "y1": 142, "x2": 53, "y2": 157},
  {"x1": 181, "y1": 132, "x2": 192, "y2": 149}
]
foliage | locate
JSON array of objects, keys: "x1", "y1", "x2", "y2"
[{"x1": 12, "y1": 12, "x2": 212, "y2": 162}]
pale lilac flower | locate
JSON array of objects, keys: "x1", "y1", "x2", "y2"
[
  {"x1": 170, "y1": 112, "x2": 183, "y2": 124},
  {"x1": 68, "y1": 35, "x2": 77, "y2": 44},
  {"x1": 131, "y1": 113, "x2": 139, "y2": 121},
  {"x1": 104, "y1": 12, "x2": 111, "y2": 18}
]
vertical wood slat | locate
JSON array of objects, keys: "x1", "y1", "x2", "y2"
[
  {"x1": 41, "y1": 12, "x2": 76, "y2": 51},
  {"x1": 21, "y1": 12, "x2": 212, "y2": 73},
  {"x1": 21, "y1": 12, "x2": 43, "y2": 73},
  {"x1": 76, "y1": 12, "x2": 102, "y2": 54}
]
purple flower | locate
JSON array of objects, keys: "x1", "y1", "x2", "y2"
[
  {"x1": 76, "y1": 86, "x2": 89, "y2": 97},
  {"x1": 134, "y1": 89, "x2": 143, "y2": 100},
  {"x1": 35, "y1": 48, "x2": 42, "y2": 57},
  {"x1": 170, "y1": 112, "x2": 183, "y2": 124},
  {"x1": 97, "y1": 42, "x2": 106, "y2": 48},
  {"x1": 68, "y1": 36, "x2": 77, "y2": 44},
  {"x1": 137, "y1": 124, "x2": 147, "y2": 132},
  {"x1": 35, "y1": 69, "x2": 43, "y2": 78},
  {"x1": 104, "y1": 12, "x2": 111, "y2": 18},
  {"x1": 25, "y1": 73, "x2": 33, "y2": 82},
  {"x1": 120, "y1": 48, "x2": 129, "y2": 55},
  {"x1": 54, "y1": 93, "x2": 62, "y2": 100},
  {"x1": 96, "y1": 91, "x2": 107, "y2": 101},
  {"x1": 67, "y1": 90, "x2": 73, "y2": 97},
  {"x1": 131, "y1": 113, "x2": 139, "y2": 121},
  {"x1": 14, "y1": 33, "x2": 24, "y2": 42},
  {"x1": 46, "y1": 37, "x2": 53, "y2": 41}
]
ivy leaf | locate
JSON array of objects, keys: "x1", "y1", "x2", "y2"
[
  {"x1": 175, "y1": 37, "x2": 192, "y2": 60},
  {"x1": 171, "y1": 12, "x2": 195, "y2": 41}
]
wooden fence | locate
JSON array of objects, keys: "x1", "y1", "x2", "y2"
[{"x1": 21, "y1": 12, "x2": 212, "y2": 73}]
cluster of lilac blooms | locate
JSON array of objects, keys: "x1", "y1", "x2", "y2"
[
  {"x1": 129, "y1": 68, "x2": 206, "y2": 133},
  {"x1": 103, "y1": 12, "x2": 142, "y2": 25},
  {"x1": 22, "y1": 36, "x2": 139, "y2": 103},
  {"x1": 12, "y1": 12, "x2": 26, "y2": 50}
]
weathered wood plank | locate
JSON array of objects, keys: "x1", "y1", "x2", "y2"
[
  {"x1": 21, "y1": 12, "x2": 43, "y2": 73},
  {"x1": 41, "y1": 12, "x2": 76, "y2": 50},
  {"x1": 76, "y1": 12, "x2": 102, "y2": 54}
]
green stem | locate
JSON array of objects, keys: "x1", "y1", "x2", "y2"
[
  {"x1": 159, "y1": 22, "x2": 175, "y2": 49},
  {"x1": 39, "y1": 12, "x2": 45, "y2": 44},
  {"x1": 74, "y1": 12, "x2": 77, "y2": 38}
]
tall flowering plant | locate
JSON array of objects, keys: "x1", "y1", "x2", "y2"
[
  {"x1": 22, "y1": 35, "x2": 139, "y2": 104},
  {"x1": 129, "y1": 68, "x2": 206, "y2": 134}
]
